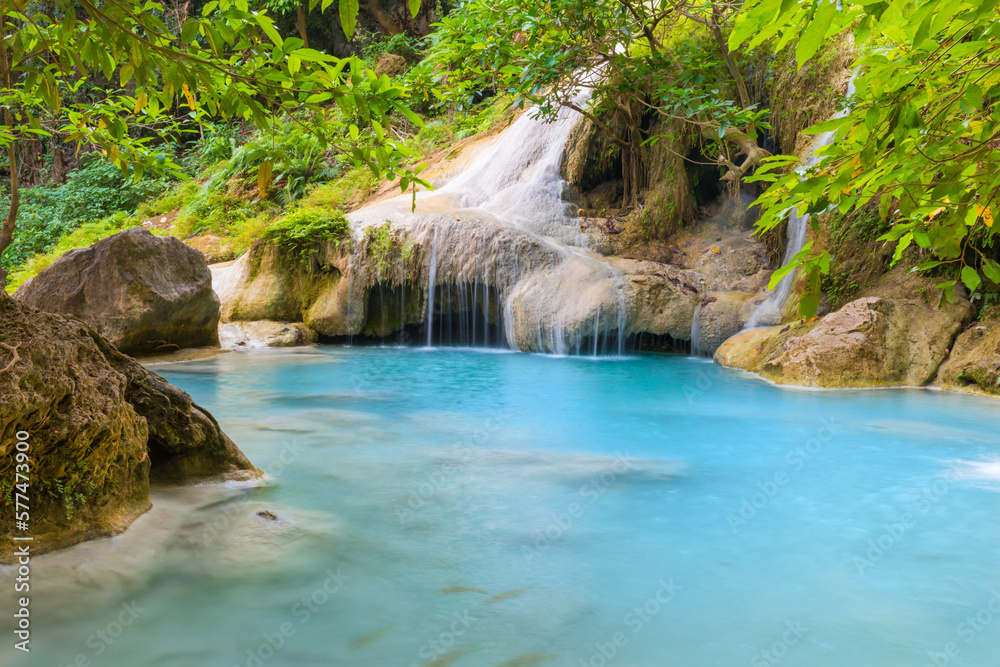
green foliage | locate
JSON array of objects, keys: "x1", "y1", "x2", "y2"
[
  {"x1": 821, "y1": 205, "x2": 893, "y2": 309},
  {"x1": 137, "y1": 181, "x2": 202, "y2": 220},
  {"x1": 361, "y1": 32, "x2": 426, "y2": 66},
  {"x1": 262, "y1": 207, "x2": 351, "y2": 261},
  {"x1": 360, "y1": 220, "x2": 416, "y2": 282},
  {"x1": 739, "y1": 0, "x2": 1000, "y2": 315},
  {"x1": 1, "y1": 0, "x2": 425, "y2": 179},
  {"x1": 1, "y1": 156, "x2": 170, "y2": 270},
  {"x1": 0, "y1": 0, "x2": 429, "y2": 283},
  {"x1": 298, "y1": 165, "x2": 380, "y2": 211},
  {"x1": 187, "y1": 120, "x2": 341, "y2": 215},
  {"x1": 404, "y1": 93, "x2": 514, "y2": 154},
  {"x1": 413, "y1": 0, "x2": 769, "y2": 205}
]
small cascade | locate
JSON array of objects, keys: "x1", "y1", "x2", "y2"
[
  {"x1": 690, "y1": 302, "x2": 703, "y2": 357},
  {"x1": 745, "y1": 77, "x2": 858, "y2": 329},
  {"x1": 425, "y1": 227, "x2": 439, "y2": 347}
]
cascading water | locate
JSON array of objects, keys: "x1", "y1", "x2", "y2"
[
  {"x1": 745, "y1": 77, "x2": 858, "y2": 329},
  {"x1": 424, "y1": 227, "x2": 439, "y2": 347},
  {"x1": 690, "y1": 302, "x2": 703, "y2": 357},
  {"x1": 348, "y1": 89, "x2": 630, "y2": 355}
]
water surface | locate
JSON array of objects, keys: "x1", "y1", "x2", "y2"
[{"x1": 4, "y1": 348, "x2": 1000, "y2": 667}]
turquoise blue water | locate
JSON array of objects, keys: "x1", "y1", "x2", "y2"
[{"x1": 5, "y1": 347, "x2": 1000, "y2": 667}]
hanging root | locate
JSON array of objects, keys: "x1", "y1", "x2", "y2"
[{"x1": 0, "y1": 342, "x2": 20, "y2": 374}]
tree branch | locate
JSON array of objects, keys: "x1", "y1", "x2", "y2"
[{"x1": 0, "y1": 342, "x2": 20, "y2": 374}]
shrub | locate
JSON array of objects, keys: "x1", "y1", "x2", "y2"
[
  {"x1": 2, "y1": 154, "x2": 172, "y2": 270},
  {"x1": 261, "y1": 207, "x2": 351, "y2": 262},
  {"x1": 186, "y1": 120, "x2": 339, "y2": 217}
]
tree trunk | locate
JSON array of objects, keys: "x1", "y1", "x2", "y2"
[
  {"x1": 361, "y1": 1, "x2": 403, "y2": 35},
  {"x1": 710, "y1": 7, "x2": 751, "y2": 110},
  {"x1": 0, "y1": 17, "x2": 19, "y2": 289},
  {"x1": 296, "y1": 0, "x2": 309, "y2": 48}
]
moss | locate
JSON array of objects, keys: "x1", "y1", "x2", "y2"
[
  {"x1": 298, "y1": 166, "x2": 379, "y2": 212},
  {"x1": 136, "y1": 180, "x2": 201, "y2": 219},
  {"x1": 358, "y1": 221, "x2": 419, "y2": 287},
  {"x1": 819, "y1": 203, "x2": 893, "y2": 309},
  {"x1": 768, "y1": 31, "x2": 855, "y2": 156},
  {"x1": 262, "y1": 208, "x2": 351, "y2": 264}
]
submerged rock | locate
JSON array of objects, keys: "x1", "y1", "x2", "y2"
[
  {"x1": 0, "y1": 290, "x2": 257, "y2": 561},
  {"x1": 15, "y1": 227, "x2": 220, "y2": 354},
  {"x1": 715, "y1": 283, "x2": 974, "y2": 387},
  {"x1": 935, "y1": 306, "x2": 1000, "y2": 397},
  {"x1": 220, "y1": 321, "x2": 319, "y2": 349}
]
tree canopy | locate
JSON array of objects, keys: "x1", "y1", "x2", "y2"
[
  {"x1": 410, "y1": 0, "x2": 771, "y2": 207},
  {"x1": 738, "y1": 0, "x2": 1000, "y2": 314},
  {"x1": 0, "y1": 0, "x2": 427, "y2": 285}
]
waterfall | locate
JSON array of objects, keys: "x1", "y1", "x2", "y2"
[
  {"x1": 425, "y1": 227, "x2": 439, "y2": 347},
  {"x1": 690, "y1": 302, "x2": 703, "y2": 357},
  {"x1": 745, "y1": 77, "x2": 857, "y2": 329},
  {"x1": 349, "y1": 87, "x2": 631, "y2": 355}
]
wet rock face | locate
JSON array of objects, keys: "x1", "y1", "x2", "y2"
[
  {"x1": 715, "y1": 293, "x2": 975, "y2": 388},
  {"x1": 220, "y1": 321, "x2": 319, "y2": 349},
  {"x1": 15, "y1": 227, "x2": 220, "y2": 354},
  {"x1": 0, "y1": 290, "x2": 256, "y2": 561},
  {"x1": 935, "y1": 306, "x2": 1000, "y2": 396},
  {"x1": 693, "y1": 292, "x2": 758, "y2": 356}
]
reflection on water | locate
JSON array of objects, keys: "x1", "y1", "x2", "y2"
[{"x1": 3, "y1": 347, "x2": 1000, "y2": 666}]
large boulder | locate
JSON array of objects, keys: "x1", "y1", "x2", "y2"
[
  {"x1": 15, "y1": 227, "x2": 220, "y2": 354},
  {"x1": 935, "y1": 306, "x2": 1000, "y2": 397},
  {"x1": 715, "y1": 290, "x2": 974, "y2": 387},
  {"x1": 0, "y1": 290, "x2": 257, "y2": 561}
]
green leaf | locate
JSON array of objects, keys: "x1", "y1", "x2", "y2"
[
  {"x1": 253, "y1": 14, "x2": 283, "y2": 47},
  {"x1": 798, "y1": 266, "x2": 823, "y2": 319},
  {"x1": 258, "y1": 159, "x2": 273, "y2": 197},
  {"x1": 802, "y1": 115, "x2": 853, "y2": 135},
  {"x1": 768, "y1": 262, "x2": 797, "y2": 290},
  {"x1": 961, "y1": 266, "x2": 982, "y2": 293},
  {"x1": 795, "y1": 0, "x2": 836, "y2": 67},
  {"x1": 394, "y1": 103, "x2": 424, "y2": 128},
  {"x1": 340, "y1": 0, "x2": 359, "y2": 41},
  {"x1": 408, "y1": 0, "x2": 421, "y2": 18},
  {"x1": 983, "y1": 259, "x2": 1000, "y2": 284}
]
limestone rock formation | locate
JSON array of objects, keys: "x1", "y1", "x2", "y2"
[
  {"x1": 15, "y1": 227, "x2": 220, "y2": 354},
  {"x1": 613, "y1": 258, "x2": 699, "y2": 341},
  {"x1": 0, "y1": 290, "x2": 256, "y2": 560},
  {"x1": 693, "y1": 292, "x2": 759, "y2": 355},
  {"x1": 715, "y1": 290, "x2": 974, "y2": 387},
  {"x1": 220, "y1": 321, "x2": 319, "y2": 349},
  {"x1": 935, "y1": 306, "x2": 1000, "y2": 397}
]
